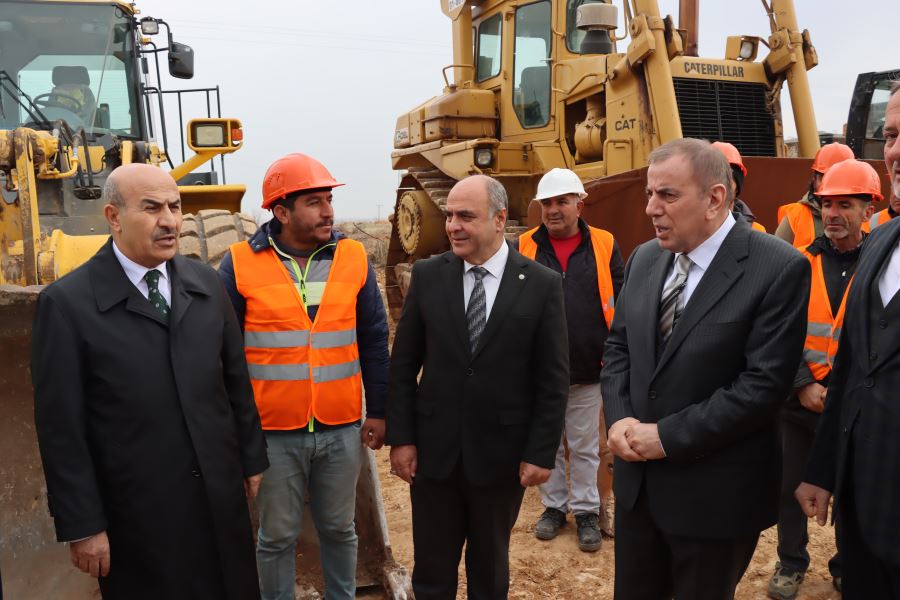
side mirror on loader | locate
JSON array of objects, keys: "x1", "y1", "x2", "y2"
[{"x1": 168, "y1": 42, "x2": 194, "y2": 79}]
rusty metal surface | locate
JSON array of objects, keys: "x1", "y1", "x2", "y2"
[
  {"x1": 0, "y1": 284, "x2": 101, "y2": 599},
  {"x1": 534, "y1": 157, "x2": 892, "y2": 259}
]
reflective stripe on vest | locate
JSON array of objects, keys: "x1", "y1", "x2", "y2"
[
  {"x1": 518, "y1": 225, "x2": 616, "y2": 328},
  {"x1": 870, "y1": 208, "x2": 892, "y2": 229},
  {"x1": 801, "y1": 249, "x2": 852, "y2": 381},
  {"x1": 230, "y1": 238, "x2": 368, "y2": 429}
]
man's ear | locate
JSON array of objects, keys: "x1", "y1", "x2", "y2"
[
  {"x1": 272, "y1": 204, "x2": 290, "y2": 225},
  {"x1": 863, "y1": 201, "x2": 875, "y2": 220},
  {"x1": 708, "y1": 183, "x2": 728, "y2": 217},
  {"x1": 495, "y1": 208, "x2": 508, "y2": 230},
  {"x1": 104, "y1": 203, "x2": 122, "y2": 233}
]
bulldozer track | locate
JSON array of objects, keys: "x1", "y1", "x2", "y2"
[{"x1": 179, "y1": 210, "x2": 257, "y2": 268}]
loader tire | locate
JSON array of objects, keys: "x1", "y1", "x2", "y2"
[{"x1": 179, "y1": 209, "x2": 257, "y2": 268}]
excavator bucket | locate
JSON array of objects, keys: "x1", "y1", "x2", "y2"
[
  {"x1": 0, "y1": 282, "x2": 410, "y2": 599},
  {"x1": 530, "y1": 158, "x2": 892, "y2": 257}
]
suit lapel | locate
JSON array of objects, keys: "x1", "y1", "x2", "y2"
[
  {"x1": 441, "y1": 254, "x2": 470, "y2": 353},
  {"x1": 653, "y1": 223, "x2": 747, "y2": 378},
  {"x1": 645, "y1": 248, "x2": 672, "y2": 357},
  {"x1": 862, "y1": 222, "x2": 900, "y2": 372},
  {"x1": 92, "y1": 239, "x2": 168, "y2": 326},
  {"x1": 472, "y1": 245, "x2": 527, "y2": 361},
  {"x1": 168, "y1": 255, "x2": 203, "y2": 330}
]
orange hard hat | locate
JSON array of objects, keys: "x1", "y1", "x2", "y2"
[
  {"x1": 261, "y1": 153, "x2": 344, "y2": 209},
  {"x1": 811, "y1": 143, "x2": 854, "y2": 174},
  {"x1": 711, "y1": 141, "x2": 747, "y2": 176},
  {"x1": 817, "y1": 159, "x2": 884, "y2": 202}
]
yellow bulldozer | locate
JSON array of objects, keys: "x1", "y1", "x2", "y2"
[
  {"x1": 0, "y1": 1, "x2": 409, "y2": 598},
  {"x1": 386, "y1": 0, "x2": 890, "y2": 532}
]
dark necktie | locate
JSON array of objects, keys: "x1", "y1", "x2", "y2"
[
  {"x1": 659, "y1": 254, "x2": 692, "y2": 344},
  {"x1": 466, "y1": 266, "x2": 488, "y2": 353},
  {"x1": 144, "y1": 269, "x2": 170, "y2": 322}
]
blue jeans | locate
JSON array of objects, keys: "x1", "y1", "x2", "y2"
[{"x1": 256, "y1": 424, "x2": 363, "y2": 600}]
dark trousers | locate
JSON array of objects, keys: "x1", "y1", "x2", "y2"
[
  {"x1": 410, "y1": 462, "x2": 526, "y2": 600},
  {"x1": 614, "y1": 486, "x2": 758, "y2": 600},
  {"x1": 840, "y1": 469, "x2": 900, "y2": 599},
  {"x1": 776, "y1": 416, "x2": 841, "y2": 576}
]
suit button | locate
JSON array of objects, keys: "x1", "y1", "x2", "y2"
[
  {"x1": 648, "y1": 390, "x2": 657, "y2": 400},
  {"x1": 191, "y1": 469, "x2": 201, "y2": 478},
  {"x1": 864, "y1": 378, "x2": 874, "y2": 388},
  {"x1": 879, "y1": 319, "x2": 888, "y2": 329},
  {"x1": 869, "y1": 352, "x2": 878, "y2": 361},
  {"x1": 843, "y1": 427, "x2": 849, "y2": 434},
  {"x1": 466, "y1": 368, "x2": 474, "y2": 376}
]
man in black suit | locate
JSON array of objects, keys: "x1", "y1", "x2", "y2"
[
  {"x1": 601, "y1": 138, "x2": 810, "y2": 600},
  {"x1": 386, "y1": 174, "x2": 569, "y2": 600},
  {"x1": 31, "y1": 164, "x2": 268, "y2": 599},
  {"x1": 797, "y1": 82, "x2": 900, "y2": 598}
]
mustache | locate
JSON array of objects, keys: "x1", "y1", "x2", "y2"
[
  {"x1": 316, "y1": 219, "x2": 333, "y2": 227},
  {"x1": 152, "y1": 227, "x2": 177, "y2": 240}
]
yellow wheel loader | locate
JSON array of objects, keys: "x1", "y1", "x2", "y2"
[
  {"x1": 386, "y1": 0, "x2": 889, "y2": 533},
  {"x1": 0, "y1": 2, "x2": 409, "y2": 598}
]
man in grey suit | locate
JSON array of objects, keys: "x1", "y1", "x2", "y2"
[
  {"x1": 601, "y1": 138, "x2": 810, "y2": 600},
  {"x1": 797, "y1": 81, "x2": 900, "y2": 599}
]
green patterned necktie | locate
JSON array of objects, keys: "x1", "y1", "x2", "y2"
[{"x1": 144, "y1": 269, "x2": 170, "y2": 322}]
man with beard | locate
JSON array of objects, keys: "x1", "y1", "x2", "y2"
[
  {"x1": 218, "y1": 153, "x2": 390, "y2": 600},
  {"x1": 768, "y1": 158, "x2": 880, "y2": 600},
  {"x1": 32, "y1": 163, "x2": 268, "y2": 599},
  {"x1": 797, "y1": 81, "x2": 900, "y2": 599}
]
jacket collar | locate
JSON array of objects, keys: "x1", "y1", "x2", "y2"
[
  {"x1": 247, "y1": 218, "x2": 345, "y2": 254},
  {"x1": 531, "y1": 218, "x2": 591, "y2": 252}
]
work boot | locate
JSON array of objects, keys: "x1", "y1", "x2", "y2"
[
  {"x1": 534, "y1": 507, "x2": 566, "y2": 540},
  {"x1": 767, "y1": 562, "x2": 805, "y2": 600},
  {"x1": 575, "y1": 512, "x2": 603, "y2": 552}
]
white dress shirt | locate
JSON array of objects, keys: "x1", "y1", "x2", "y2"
[
  {"x1": 112, "y1": 241, "x2": 172, "y2": 305},
  {"x1": 878, "y1": 238, "x2": 900, "y2": 307},
  {"x1": 662, "y1": 212, "x2": 737, "y2": 306},
  {"x1": 463, "y1": 241, "x2": 508, "y2": 320}
]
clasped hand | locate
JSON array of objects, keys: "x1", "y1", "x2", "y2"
[{"x1": 607, "y1": 417, "x2": 666, "y2": 461}]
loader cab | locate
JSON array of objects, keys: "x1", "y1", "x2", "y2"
[
  {"x1": 0, "y1": 1, "x2": 145, "y2": 139},
  {"x1": 846, "y1": 69, "x2": 900, "y2": 160}
]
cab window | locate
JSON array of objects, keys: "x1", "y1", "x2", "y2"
[
  {"x1": 476, "y1": 14, "x2": 502, "y2": 82},
  {"x1": 513, "y1": 1, "x2": 552, "y2": 128}
]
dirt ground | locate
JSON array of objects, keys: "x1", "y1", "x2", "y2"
[
  {"x1": 375, "y1": 451, "x2": 841, "y2": 600},
  {"x1": 341, "y1": 222, "x2": 842, "y2": 600}
]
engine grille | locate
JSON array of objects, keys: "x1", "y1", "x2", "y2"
[{"x1": 673, "y1": 78, "x2": 776, "y2": 157}]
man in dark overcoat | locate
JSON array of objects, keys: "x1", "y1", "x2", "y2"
[{"x1": 31, "y1": 163, "x2": 268, "y2": 599}]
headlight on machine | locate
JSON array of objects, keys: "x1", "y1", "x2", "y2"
[{"x1": 475, "y1": 148, "x2": 493, "y2": 168}]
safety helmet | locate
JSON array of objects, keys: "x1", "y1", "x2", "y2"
[
  {"x1": 711, "y1": 141, "x2": 747, "y2": 176},
  {"x1": 817, "y1": 159, "x2": 884, "y2": 202},
  {"x1": 811, "y1": 143, "x2": 854, "y2": 175},
  {"x1": 535, "y1": 168, "x2": 587, "y2": 201},
  {"x1": 261, "y1": 153, "x2": 344, "y2": 209}
]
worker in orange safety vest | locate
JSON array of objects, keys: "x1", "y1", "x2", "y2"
[
  {"x1": 218, "y1": 153, "x2": 390, "y2": 600},
  {"x1": 768, "y1": 158, "x2": 881, "y2": 600}
]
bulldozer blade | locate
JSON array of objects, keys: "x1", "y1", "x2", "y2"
[
  {"x1": 0, "y1": 285, "x2": 102, "y2": 599},
  {"x1": 529, "y1": 158, "x2": 891, "y2": 258}
]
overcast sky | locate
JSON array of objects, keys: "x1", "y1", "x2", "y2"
[{"x1": 141, "y1": 0, "x2": 897, "y2": 221}]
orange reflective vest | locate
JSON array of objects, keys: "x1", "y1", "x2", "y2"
[
  {"x1": 870, "y1": 208, "x2": 893, "y2": 229},
  {"x1": 801, "y1": 248, "x2": 851, "y2": 381},
  {"x1": 230, "y1": 238, "x2": 368, "y2": 430},
  {"x1": 518, "y1": 225, "x2": 616, "y2": 328}
]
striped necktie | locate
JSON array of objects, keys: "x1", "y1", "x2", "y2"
[
  {"x1": 659, "y1": 254, "x2": 692, "y2": 344},
  {"x1": 466, "y1": 266, "x2": 488, "y2": 352},
  {"x1": 144, "y1": 269, "x2": 170, "y2": 322}
]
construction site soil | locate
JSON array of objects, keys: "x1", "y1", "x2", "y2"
[{"x1": 339, "y1": 221, "x2": 841, "y2": 600}]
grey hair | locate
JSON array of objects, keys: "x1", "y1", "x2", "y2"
[
  {"x1": 101, "y1": 175, "x2": 124, "y2": 207},
  {"x1": 648, "y1": 138, "x2": 733, "y2": 199},
  {"x1": 891, "y1": 80, "x2": 900, "y2": 97},
  {"x1": 484, "y1": 176, "x2": 508, "y2": 217}
]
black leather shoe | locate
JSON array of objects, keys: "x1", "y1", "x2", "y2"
[
  {"x1": 534, "y1": 507, "x2": 566, "y2": 540},
  {"x1": 575, "y1": 512, "x2": 603, "y2": 552}
]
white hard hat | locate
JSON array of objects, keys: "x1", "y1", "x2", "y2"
[{"x1": 535, "y1": 168, "x2": 587, "y2": 201}]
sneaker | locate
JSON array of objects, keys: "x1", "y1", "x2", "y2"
[
  {"x1": 575, "y1": 512, "x2": 603, "y2": 552},
  {"x1": 767, "y1": 562, "x2": 805, "y2": 600},
  {"x1": 534, "y1": 507, "x2": 566, "y2": 540}
]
